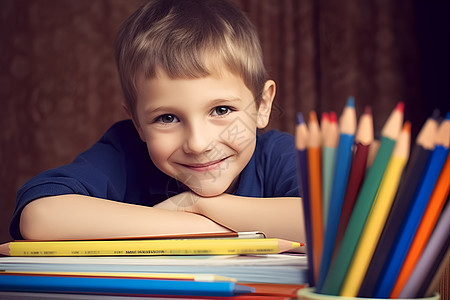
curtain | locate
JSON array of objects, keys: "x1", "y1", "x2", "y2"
[{"x1": 1, "y1": 1, "x2": 448, "y2": 294}]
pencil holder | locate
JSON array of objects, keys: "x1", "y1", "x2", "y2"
[{"x1": 297, "y1": 288, "x2": 440, "y2": 300}]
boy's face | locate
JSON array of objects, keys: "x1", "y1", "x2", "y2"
[{"x1": 132, "y1": 69, "x2": 275, "y2": 197}]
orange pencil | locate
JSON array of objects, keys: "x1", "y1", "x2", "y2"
[
  {"x1": 390, "y1": 153, "x2": 450, "y2": 297},
  {"x1": 307, "y1": 110, "x2": 323, "y2": 282}
]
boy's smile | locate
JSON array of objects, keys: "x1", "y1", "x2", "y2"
[{"x1": 132, "y1": 69, "x2": 274, "y2": 197}]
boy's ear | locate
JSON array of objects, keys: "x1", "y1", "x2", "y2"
[
  {"x1": 122, "y1": 103, "x2": 146, "y2": 142},
  {"x1": 256, "y1": 80, "x2": 276, "y2": 129}
]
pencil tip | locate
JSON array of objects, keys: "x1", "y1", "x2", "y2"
[
  {"x1": 364, "y1": 106, "x2": 372, "y2": 115},
  {"x1": 296, "y1": 112, "x2": 304, "y2": 125},
  {"x1": 396, "y1": 102, "x2": 405, "y2": 113},
  {"x1": 445, "y1": 112, "x2": 450, "y2": 120},
  {"x1": 309, "y1": 110, "x2": 318, "y2": 123},
  {"x1": 403, "y1": 121, "x2": 411, "y2": 132},
  {"x1": 330, "y1": 111, "x2": 337, "y2": 123},
  {"x1": 322, "y1": 112, "x2": 330, "y2": 122},
  {"x1": 346, "y1": 96, "x2": 355, "y2": 108},
  {"x1": 430, "y1": 109, "x2": 441, "y2": 120}
]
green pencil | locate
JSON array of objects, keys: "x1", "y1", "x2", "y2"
[
  {"x1": 322, "y1": 111, "x2": 338, "y2": 230},
  {"x1": 320, "y1": 102, "x2": 404, "y2": 295}
]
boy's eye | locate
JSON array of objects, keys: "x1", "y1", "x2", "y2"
[
  {"x1": 156, "y1": 114, "x2": 179, "y2": 123},
  {"x1": 211, "y1": 106, "x2": 233, "y2": 116}
]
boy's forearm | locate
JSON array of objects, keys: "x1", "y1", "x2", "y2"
[
  {"x1": 19, "y1": 195, "x2": 230, "y2": 240},
  {"x1": 193, "y1": 194, "x2": 305, "y2": 245}
]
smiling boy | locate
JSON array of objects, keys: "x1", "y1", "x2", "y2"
[{"x1": 10, "y1": 0, "x2": 305, "y2": 246}]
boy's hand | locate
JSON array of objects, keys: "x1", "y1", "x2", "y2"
[{"x1": 154, "y1": 191, "x2": 201, "y2": 213}]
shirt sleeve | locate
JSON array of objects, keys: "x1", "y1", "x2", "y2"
[{"x1": 9, "y1": 120, "x2": 148, "y2": 240}]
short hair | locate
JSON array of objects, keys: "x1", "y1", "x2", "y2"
[{"x1": 115, "y1": 0, "x2": 268, "y2": 120}]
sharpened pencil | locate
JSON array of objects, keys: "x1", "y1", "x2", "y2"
[
  {"x1": 321, "y1": 102, "x2": 404, "y2": 295},
  {"x1": 334, "y1": 106, "x2": 373, "y2": 254},
  {"x1": 366, "y1": 139, "x2": 380, "y2": 168},
  {"x1": 358, "y1": 111, "x2": 439, "y2": 297},
  {"x1": 0, "y1": 271, "x2": 237, "y2": 282},
  {"x1": 308, "y1": 110, "x2": 323, "y2": 283},
  {"x1": 0, "y1": 274, "x2": 254, "y2": 296},
  {"x1": 390, "y1": 153, "x2": 450, "y2": 298},
  {"x1": 399, "y1": 201, "x2": 450, "y2": 298},
  {"x1": 317, "y1": 97, "x2": 357, "y2": 291},
  {"x1": 295, "y1": 112, "x2": 315, "y2": 287},
  {"x1": 375, "y1": 112, "x2": 450, "y2": 298},
  {"x1": 321, "y1": 112, "x2": 330, "y2": 142},
  {"x1": 340, "y1": 122, "x2": 411, "y2": 297},
  {"x1": 423, "y1": 246, "x2": 450, "y2": 298},
  {"x1": 322, "y1": 111, "x2": 339, "y2": 230},
  {"x1": 0, "y1": 238, "x2": 301, "y2": 257}
]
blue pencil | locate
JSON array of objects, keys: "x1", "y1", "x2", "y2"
[
  {"x1": 374, "y1": 112, "x2": 450, "y2": 298},
  {"x1": 295, "y1": 112, "x2": 315, "y2": 287},
  {"x1": 0, "y1": 275, "x2": 255, "y2": 296},
  {"x1": 316, "y1": 97, "x2": 357, "y2": 290}
]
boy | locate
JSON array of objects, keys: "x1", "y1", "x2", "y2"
[{"x1": 10, "y1": 0, "x2": 305, "y2": 246}]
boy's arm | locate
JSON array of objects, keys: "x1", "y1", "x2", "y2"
[
  {"x1": 154, "y1": 192, "x2": 305, "y2": 247},
  {"x1": 19, "y1": 194, "x2": 231, "y2": 240}
]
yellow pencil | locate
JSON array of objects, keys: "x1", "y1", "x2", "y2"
[
  {"x1": 1, "y1": 270, "x2": 236, "y2": 282},
  {"x1": 0, "y1": 238, "x2": 301, "y2": 257},
  {"x1": 340, "y1": 122, "x2": 411, "y2": 296}
]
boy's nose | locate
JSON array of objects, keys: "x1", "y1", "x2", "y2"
[{"x1": 182, "y1": 123, "x2": 214, "y2": 155}]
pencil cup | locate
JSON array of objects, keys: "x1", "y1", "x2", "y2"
[{"x1": 297, "y1": 288, "x2": 440, "y2": 300}]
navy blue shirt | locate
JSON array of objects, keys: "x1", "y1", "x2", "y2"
[{"x1": 10, "y1": 120, "x2": 299, "y2": 239}]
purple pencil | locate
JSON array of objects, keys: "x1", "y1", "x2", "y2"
[
  {"x1": 399, "y1": 202, "x2": 450, "y2": 298},
  {"x1": 295, "y1": 112, "x2": 314, "y2": 287}
]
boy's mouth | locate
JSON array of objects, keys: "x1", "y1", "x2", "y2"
[{"x1": 180, "y1": 156, "x2": 231, "y2": 172}]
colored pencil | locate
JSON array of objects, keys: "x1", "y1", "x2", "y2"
[
  {"x1": 391, "y1": 153, "x2": 450, "y2": 297},
  {"x1": 366, "y1": 139, "x2": 380, "y2": 168},
  {"x1": 334, "y1": 106, "x2": 373, "y2": 253},
  {"x1": 317, "y1": 97, "x2": 357, "y2": 290},
  {"x1": 320, "y1": 102, "x2": 404, "y2": 295},
  {"x1": 423, "y1": 246, "x2": 450, "y2": 298},
  {"x1": 0, "y1": 274, "x2": 254, "y2": 296},
  {"x1": 321, "y1": 111, "x2": 330, "y2": 228},
  {"x1": 295, "y1": 112, "x2": 315, "y2": 287},
  {"x1": 239, "y1": 282, "x2": 307, "y2": 298},
  {"x1": 322, "y1": 111, "x2": 338, "y2": 230},
  {"x1": 307, "y1": 110, "x2": 323, "y2": 282},
  {"x1": 399, "y1": 201, "x2": 450, "y2": 298},
  {"x1": 0, "y1": 271, "x2": 237, "y2": 282},
  {"x1": 358, "y1": 112, "x2": 439, "y2": 297},
  {"x1": 340, "y1": 122, "x2": 411, "y2": 296},
  {"x1": 375, "y1": 112, "x2": 450, "y2": 298},
  {"x1": 0, "y1": 238, "x2": 301, "y2": 257},
  {"x1": 321, "y1": 112, "x2": 330, "y2": 141}
]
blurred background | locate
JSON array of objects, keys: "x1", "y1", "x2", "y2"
[{"x1": 1, "y1": 0, "x2": 449, "y2": 294}]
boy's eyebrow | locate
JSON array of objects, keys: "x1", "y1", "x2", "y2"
[
  {"x1": 208, "y1": 97, "x2": 243, "y2": 106},
  {"x1": 145, "y1": 97, "x2": 244, "y2": 115}
]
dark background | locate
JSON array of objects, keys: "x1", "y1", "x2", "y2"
[{"x1": 1, "y1": 0, "x2": 449, "y2": 295}]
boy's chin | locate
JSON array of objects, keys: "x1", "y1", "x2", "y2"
[
  {"x1": 185, "y1": 181, "x2": 232, "y2": 198},
  {"x1": 176, "y1": 173, "x2": 238, "y2": 198},
  {"x1": 188, "y1": 186, "x2": 227, "y2": 198}
]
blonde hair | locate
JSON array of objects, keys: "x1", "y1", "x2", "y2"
[{"x1": 115, "y1": 0, "x2": 268, "y2": 119}]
